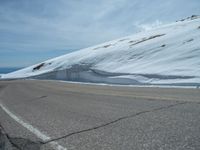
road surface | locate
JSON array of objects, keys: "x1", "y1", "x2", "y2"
[{"x1": 0, "y1": 80, "x2": 200, "y2": 150}]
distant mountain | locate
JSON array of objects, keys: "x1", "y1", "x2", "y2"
[
  {"x1": 2, "y1": 16, "x2": 200, "y2": 86},
  {"x1": 0, "y1": 67, "x2": 22, "y2": 74}
]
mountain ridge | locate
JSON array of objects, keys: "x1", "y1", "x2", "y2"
[{"x1": 2, "y1": 16, "x2": 200, "y2": 86}]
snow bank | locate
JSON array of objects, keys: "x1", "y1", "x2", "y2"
[{"x1": 2, "y1": 16, "x2": 200, "y2": 86}]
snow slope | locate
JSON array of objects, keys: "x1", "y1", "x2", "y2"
[{"x1": 2, "y1": 16, "x2": 200, "y2": 86}]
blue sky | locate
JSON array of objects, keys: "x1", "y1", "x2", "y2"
[{"x1": 0, "y1": 0, "x2": 200, "y2": 67}]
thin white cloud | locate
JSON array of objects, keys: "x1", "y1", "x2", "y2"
[{"x1": 135, "y1": 20, "x2": 164, "y2": 31}]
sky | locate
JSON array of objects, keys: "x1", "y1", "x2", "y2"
[{"x1": 0, "y1": 0, "x2": 200, "y2": 68}]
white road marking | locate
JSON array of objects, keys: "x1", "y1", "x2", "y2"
[{"x1": 0, "y1": 103, "x2": 67, "y2": 150}]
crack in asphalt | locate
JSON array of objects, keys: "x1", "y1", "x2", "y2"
[
  {"x1": 43, "y1": 101, "x2": 188, "y2": 144},
  {"x1": 6, "y1": 138, "x2": 21, "y2": 150},
  {"x1": 1, "y1": 124, "x2": 20, "y2": 150},
  {"x1": 0, "y1": 123, "x2": 42, "y2": 150},
  {"x1": 8, "y1": 137, "x2": 42, "y2": 150},
  {"x1": 0, "y1": 124, "x2": 18, "y2": 150}
]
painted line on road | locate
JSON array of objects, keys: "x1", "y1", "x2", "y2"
[{"x1": 0, "y1": 102, "x2": 67, "y2": 150}]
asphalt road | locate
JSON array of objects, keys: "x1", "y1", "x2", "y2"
[{"x1": 0, "y1": 80, "x2": 200, "y2": 150}]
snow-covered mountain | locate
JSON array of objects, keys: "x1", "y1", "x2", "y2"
[{"x1": 2, "y1": 16, "x2": 200, "y2": 86}]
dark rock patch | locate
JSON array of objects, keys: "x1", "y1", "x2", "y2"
[
  {"x1": 118, "y1": 38, "x2": 129, "y2": 42},
  {"x1": 161, "y1": 44, "x2": 166, "y2": 47},
  {"x1": 183, "y1": 38, "x2": 194, "y2": 44},
  {"x1": 33, "y1": 63, "x2": 45, "y2": 71},
  {"x1": 176, "y1": 15, "x2": 200, "y2": 22},
  {"x1": 130, "y1": 34, "x2": 165, "y2": 47},
  {"x1": 128, "y1": 40, "x2": 136, "y2": 43},
  {"x1": 93, "y1": 44, "x2": 112, "y2": 50},
  {"x1": 186, "y1": 39, "x2": 194, "y2": 42}
]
